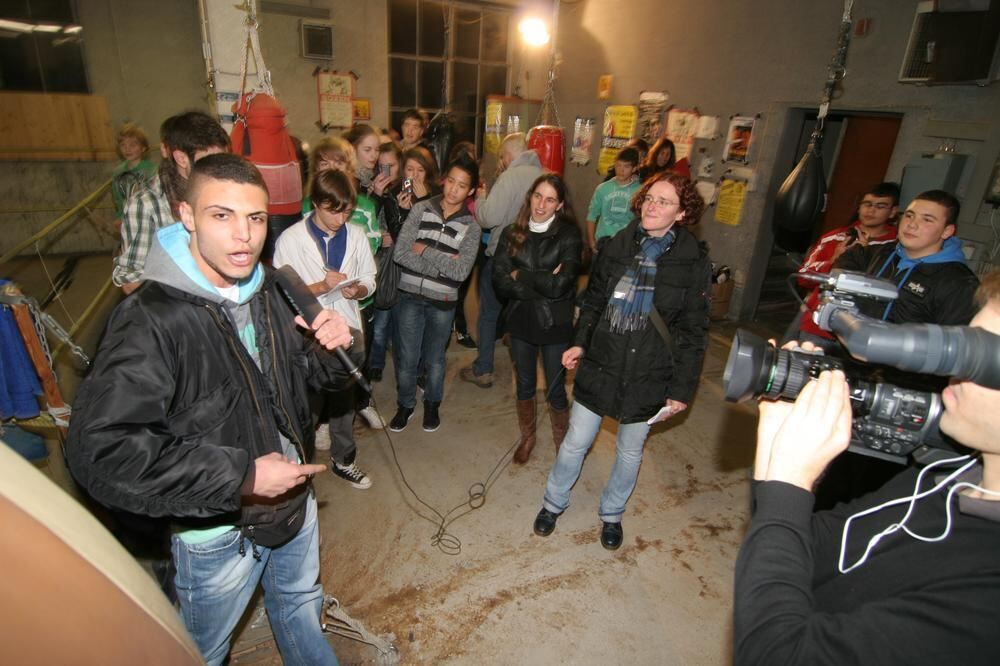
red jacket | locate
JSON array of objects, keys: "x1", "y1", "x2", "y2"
[{"x1": 798, "y1": 221, "x2": 896, "y2": 339}]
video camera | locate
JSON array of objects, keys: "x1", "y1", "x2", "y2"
[{"x1": 723, "y1": 269, "x2": 1000, "y2": 464}]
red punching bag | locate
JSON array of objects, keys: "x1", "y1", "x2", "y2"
[
  {"x1": 230, "y1": 93, "x2": 303, "y2": 216},
  {"x1": 527, "y1": 125, "x2": 565, "y2": 175}
]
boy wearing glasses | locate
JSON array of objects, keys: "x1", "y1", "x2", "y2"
[{"x1": 795, "y1": 182, "x2": 900, "y2": 345}]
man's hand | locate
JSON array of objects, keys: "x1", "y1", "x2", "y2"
[
  {"x1": 562, "y1": 346, "x2": 584, "y2": 369},
  {"x1": 412, "y1": 241, "x2": 428, "y2": 255},
  {"x1": 757, "y1": 369, "x2": 852, "y2": 491},
  {"x1": 323, "y1": 270, "x2": 347, "y2": 290},
  {"x1": 340, "y1": 283, "x2": 368, "y2": 300},
  {"x1": 294, "y1": 309, "x2": 353, "y2": 350},
  {"x1": 249, "y1": 452, "x2": 327, "y2": 498}
]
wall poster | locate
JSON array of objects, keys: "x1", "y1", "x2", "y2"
[
  {"x1": 715, "y1": 177, "x2": 748, "y2": 226},
  {"x1": 571, "y1": 117, "x2": 595, "y2": 166},
  {"x1": 723, "y1": 115, "x2": 757, "y2": 164},
  {"x1": 316, "y1": 71, "x2": 354, "y2": 130},
  {"x1": 666, "y1": 107, "x2": 700, "y2": 162},
  {"x1": 636, "y1": 91, "x2": 670, "y2": 144},
  {"x1": 484, "y1": 101, "x2": 504, "y2": 155},
  {"x1": 597, "y1": 105, "x2": 637, "y2": 174}
]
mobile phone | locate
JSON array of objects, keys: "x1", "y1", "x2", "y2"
[
  {"x1": 402, "y1": 178, "x2": 414, "y2": 195},
  {"x1": 379, "y1": 162, "x2": 392, "y2": 178}
]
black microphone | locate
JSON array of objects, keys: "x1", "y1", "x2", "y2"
[{"x1": 273, "y1": 265, "x2": 371, "y2": 393}]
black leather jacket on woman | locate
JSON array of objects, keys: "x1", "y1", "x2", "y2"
[
  {"x1": 67, "y1": 270, "x2": 354, "y2": 533},
  {"x1": 493, "y1": 218, "x2": 583, "y2": 345},
  {"x1": 571, "y1": 220, "x2": 711, "y2": 423}
]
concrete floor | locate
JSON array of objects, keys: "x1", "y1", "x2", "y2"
[{"x1": 5, "y1": 254, "x2": 774, "y2": 665}]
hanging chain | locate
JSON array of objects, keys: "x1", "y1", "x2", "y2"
[
  {"x1": 817, "y1": 0, "x2": 855, "y2": 126},
  {"x1": 0, "y1": 289, "x2": 90, "y2": 367}
]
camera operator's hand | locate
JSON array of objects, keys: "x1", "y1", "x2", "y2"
[{"x1": 756, "y1": 369, "x2": 852, "y2": 492}]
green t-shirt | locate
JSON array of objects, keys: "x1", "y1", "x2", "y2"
[
  {"x1": 111, "y1": 159, "x2": 158, "y2": 217},
  {"x1": 588, "y1": 178, "x2": 641, "y2": 240}
]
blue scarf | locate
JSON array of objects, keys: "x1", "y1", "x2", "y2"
[
  {"x1": 605, "y1": 229, "x2": 676, "y2": 333},
  {"x1": 306, "y1": 214, "x2": 347, "y2": 270}
]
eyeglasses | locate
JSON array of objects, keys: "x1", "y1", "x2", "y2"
[
  {"x1": 642, "y1": 195, "x2": 680, "y2": 208},
  {"x1": 859, "y1": 201, "x2": 893, "y2": 210}
]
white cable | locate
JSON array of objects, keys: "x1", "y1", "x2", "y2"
[{"x1": 837, "y1": 455, "x2": 1000, "y2": 573}]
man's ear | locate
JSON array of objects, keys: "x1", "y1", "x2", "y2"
[
  {"x1": 941, "y1": 223, "x2": 956, "y2": 241},
  {"x1": 179, "y1": 200, "x2": 196, "y2": 232},
  {"x1": 172, "y1": 149, "x2": 192, "y2": 177}
]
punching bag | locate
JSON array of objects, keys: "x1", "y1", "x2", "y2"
[
  {"x1": 774, "y1": 136, "x2": 826, "y2": 234},
  {"x1": 230, "y1": 93, "x2": 302, "y2": 217},
  {"x1": 425, "y1": 113, "x2": 455, "y2": 172},
  {"x1": 527, "y1": 125, "x2": 565, "y2": 175}
]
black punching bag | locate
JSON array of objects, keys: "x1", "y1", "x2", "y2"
[
  {"x1": 425, "y1": 113, "x2": 455, "y2": 172},
  {"x1": 774, "y1": 137, "x2": 826, "y2": 233}
]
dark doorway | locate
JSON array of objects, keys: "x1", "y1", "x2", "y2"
[{"x1": 754, "y1": 109, "x2": 903, "y2": 330}]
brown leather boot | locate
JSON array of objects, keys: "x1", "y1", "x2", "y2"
[
  {"x1": 513, "y1": 399, "x2": 537, "y2": 464},
  {"x1": 550, "y1": 405, "x2": 570, "y2": 452}
]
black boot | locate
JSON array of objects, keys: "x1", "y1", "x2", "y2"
[
  {"x1": 422, "y1": 400, "x2": 441, "y2": 432},
  {"x1": 533, "y1": 508, "x2": 561, "y2": 536}
]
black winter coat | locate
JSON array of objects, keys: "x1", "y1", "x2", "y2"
[
  {"x1": 572, "y1": 221, "x2": 711, "y2": 423},
  {"x1": 836, "y1": 242, "x2": 979, "y2": 326},
  {"x1": 493, "y1": 218, "x2": 583, "y2": 344},
  {"x1": 67, "y1": 271, "x2": 354, "y2": 531}
]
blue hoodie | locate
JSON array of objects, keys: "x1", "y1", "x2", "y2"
[{"x1": 874, "y1": 237, "x2": 968, "y2": 320}]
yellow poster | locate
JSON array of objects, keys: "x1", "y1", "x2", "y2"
[
  {"x1": 715, "y1": 178, "x2": 747, "y2": 226},
  {"x1": 597, "y1": 105, "x2": 637, "y2": 174},
  {"x1": 484, "y1": 101, "x2": 503, "y2": 155}
]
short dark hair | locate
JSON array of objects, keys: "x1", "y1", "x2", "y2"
[
  {"x1": 914, "y1": 189, "x2": 961, "y2": 227},
  {"x1": 863, "y1": 181, "x2": 901, "y2": 206},
  {"x1": 444, "y1": 154, "x2": 479, "y2": 192},
  {"x1": 630, "y1": 171, "x2": 703, "y2": 226},
  {"x1": 310, "y1": 169, "x2": 357, "y2": 214},
  {"x1": 402, "y1": 109, "x2": 426, "y2": 127},
  {"x1": 448, "y1": 140, "x2": 477, "y2": 163},
  {"x1": 160, "y1": 111, "x2": 230, "y2": 163},
  {"x1": 616, "y1": 147, "x2": 640, "y2": 167},
  {"x1": 185, "y1": 153, "x2": 267, "y2": 205}
]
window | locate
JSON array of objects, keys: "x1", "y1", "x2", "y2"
[
  {"x1": 0, "y1": 0, "x2": 89, "y2": 93},
  {"x1": 388, "y1": 0, "x2": 511, "y2": 152}
]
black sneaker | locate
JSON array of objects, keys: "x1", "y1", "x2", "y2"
[
  {"x1": 422, "y1": 400, "x2": 440, "y2": 432},
  {"x1": 332, "y1": 461, "x2": 372, "y2": 489},
  {"x1": 600, "y1": 521, "x2": 623, "y2": 550},
  {"x1": 456, "y1": 332, "x2": 477, "y2": 349},
  {"x1": 533, "y1": 508, "x2": 560, "y2": 536},
  {"x1": 389, "y1": 406, "x2": 414, "y2": 432}
]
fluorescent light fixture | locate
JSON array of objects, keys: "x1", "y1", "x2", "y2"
[
  {"x1": 0, "y1": 19, "x2": 35, "y2": 33},
  {"x1": 518, "y1": 17, "x2": 550, "y2": 47},
  {"x1": 64, "y1": 25, "x2": 82, "y2": 34},
  {"x1": 34, "y1": 23, "x2": 63, "y2": 33}
]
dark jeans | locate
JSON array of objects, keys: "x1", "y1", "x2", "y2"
[
  {"x1": 393, "y1": 292, "x2": 456, "y2": 407},
  {"x1": 473, "y1": 255, "x2": 503, "y2": 375},
  {"x1": 510, "y1": 336, "x2": 569, "y2": 410},
  {"x1": 370, "y1": 307, "x2": 393, "y2": 371}
]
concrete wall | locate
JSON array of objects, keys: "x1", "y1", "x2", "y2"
[{"x1": 551, "y1": 0, "x2": 1000, "y2": 318}]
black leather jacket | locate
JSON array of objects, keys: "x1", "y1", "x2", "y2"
[
  {"x1": 67, "y1": 271, "x2": 353, "y2": 530},
  {"x1": 493, "y1": 218, "x2": 583, "y2": 344},
  {"x1": 572, "y1": 221, "x2": 711, "y2": 423}
]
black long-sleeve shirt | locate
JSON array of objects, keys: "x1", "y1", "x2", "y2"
[{"x1": 735, "y1": 466, "x2": 1000, "y2": 666}]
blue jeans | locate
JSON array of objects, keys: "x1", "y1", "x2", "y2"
[
  {"x1": 510, "y1": 337, "x2": 569, "y2": 410},
  {"x1": 473, "y1": 256, "x2": 503, "y2": 375},
  {"x1": 370, "y1": 307, "x2": 393, "y2": 371},
  {"x1": 393, "y1": 291, "x2": 456, "y2": 407},
  {"x1": 542, "y1": 403, "x2": 651, "y2": 522},
  {"x1": 171, "y1": 496, "x2": 337, "y2": 666}
]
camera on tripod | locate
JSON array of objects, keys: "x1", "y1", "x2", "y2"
[{"x1": 723, "y1": 269, "x2": 1000, "y2": 464}]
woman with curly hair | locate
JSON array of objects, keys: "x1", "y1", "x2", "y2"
[
  {"x1": 532, "y1": 171, "x2": 711, "y2": 550},
  {"x1": 493, "y1": 174, "x2": 583, "y2": 464}
]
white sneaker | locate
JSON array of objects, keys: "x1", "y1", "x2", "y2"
[
  {"x1": 314, "y1": 424, "x2": 331, "y2": 451},
  {"x1": 332, "y1": 462, "x2": 372, "y2": 489},
  {"x1": 358, "y1": 405, "x2": 385, "y2": 430}
]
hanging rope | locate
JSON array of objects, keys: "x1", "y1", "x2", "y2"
[{"x1": 237, "y1": 0, "x2": 274, "y2": 104}]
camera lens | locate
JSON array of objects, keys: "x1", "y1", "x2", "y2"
[{"x1": 723, "y1": 329, "x2": 843, "y2": 402}]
